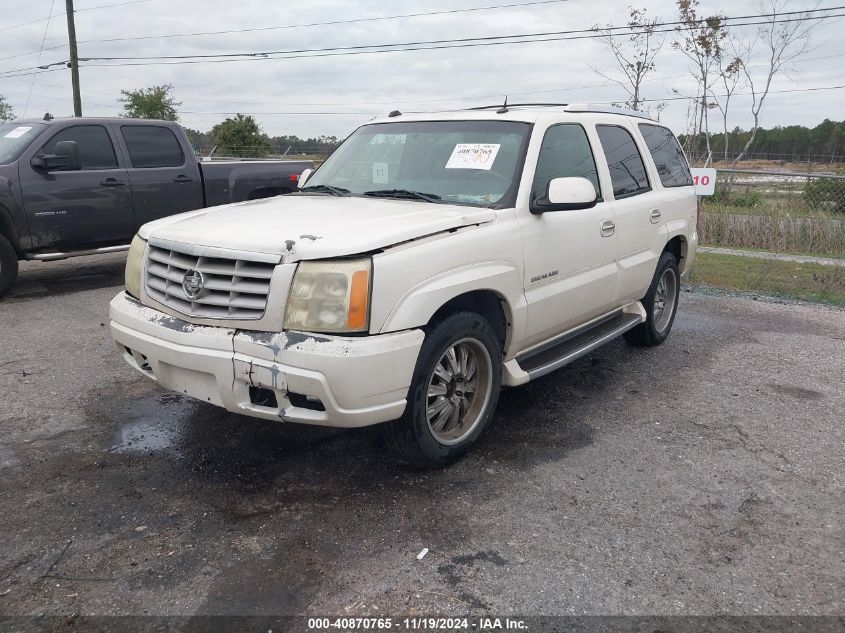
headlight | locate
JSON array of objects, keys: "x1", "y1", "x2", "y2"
[
  {"x1": 284, "y1": 259, "x2": 371, "y2": 333},
  {"x1": 125, "y1": 234, "x2": 146, "y2": 298}
]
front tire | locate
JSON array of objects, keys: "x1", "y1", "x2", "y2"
[
  {"x1": 0, "y1": 233, "x2": 19, "y2": 300},
  {"x1": 382, "y1": 311, "x2": 503, "y2": 468},
  {"x1": 624, "y1": 250, "x2": 680, "y2": 347}
]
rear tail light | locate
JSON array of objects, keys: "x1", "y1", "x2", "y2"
[{"x1": 289, "y1": 173, "x2": 300, "y2": 182}]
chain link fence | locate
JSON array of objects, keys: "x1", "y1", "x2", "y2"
[
  {"x1": 690, "y1": 167, "x2": 845, "y2": 303},
  {"x1": 699, "y1": 169, "x2": 845, "y2": 258},
  {"x1": 708, "y1": 169, "x2": 845, "y2": 214}
]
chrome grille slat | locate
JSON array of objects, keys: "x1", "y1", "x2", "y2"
[{"x1": 145, "y1": 244, "x2": 275, "y2": 320}]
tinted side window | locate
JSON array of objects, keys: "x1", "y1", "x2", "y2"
[
  {"x1": 532, "y1": 124, "x2": 601, "y2": 201},
  {"x1": 638, "y1": 123, "x2": 693, "y2": 187},
  {"x1": 596, "y1": 125, "x2": 650, "y2": 198},
  {"x1": 121, "y1": 125, "x2": 185, "y2": 168},
  {"x1": 40, "y1": 125, "x2": 118, "y2": 170}
]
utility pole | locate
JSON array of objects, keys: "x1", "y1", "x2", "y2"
[{"x1": 65, "y1": 0, "x2": 82, "y2": 116}]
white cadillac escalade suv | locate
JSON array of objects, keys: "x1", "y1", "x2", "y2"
[{"x1": 110, "y1": 104, "x2": 698, "y2": 467}]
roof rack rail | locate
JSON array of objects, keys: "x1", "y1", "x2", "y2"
[
  {"x1": 564, "y1": 103, "x2": 654, "y2": 120},
  {"x1": 464, "y1": 102, "x2": 654, "y2": 120},
  {"x1": 467, "y1": 103, "x2": 569, "y2": 110}
]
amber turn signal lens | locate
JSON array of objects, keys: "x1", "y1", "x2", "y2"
[{"x1": 346, "y1": 270, "x2": 369, "y2": 330}]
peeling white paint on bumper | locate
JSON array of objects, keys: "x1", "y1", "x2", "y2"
[{"x1": 109, "y1": 292, "x2": 425, "y2": 427}]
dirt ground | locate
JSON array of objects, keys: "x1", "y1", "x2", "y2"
[{"x1": 0, "y1": 254, "x2": 843, "y2": 619}]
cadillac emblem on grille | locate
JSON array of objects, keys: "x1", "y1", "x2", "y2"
[{"x1": 182, "y1": 269, "x2": 206, "y2": 300}]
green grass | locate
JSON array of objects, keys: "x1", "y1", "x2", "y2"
[
  {"x1": 701, "y1": 200, "x2": 839, "y2": 219},
  {"x1": 698, "y1": 210, "x2": 845, "y2": 259},
  {"x1": 687, "y1": 252, "x2": 845, "y2": 306}
]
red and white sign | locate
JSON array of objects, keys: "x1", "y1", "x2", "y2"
[{"x1": 690, "y1": 168, "x2": 716, "y2": 196}]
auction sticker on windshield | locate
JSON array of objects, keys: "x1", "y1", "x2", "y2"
[
  {"x1": 445, "y1": 143, "x2": 501, "y2": 170},
  {"x1": 4, "y1": 127, "x2": 32, "y2": 139}
]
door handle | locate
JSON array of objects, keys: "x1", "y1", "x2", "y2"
[
  {"x1": 649, "y1": 208, "x2": 662, "y2": 223},
  {"x1": 173, "y1": 174, "x2": 193, "y2": 183},
  {"x1": 600, "y1": 220, "x2": 615, "y2": 237},
  {"x1": 100, "y1": 178, "x2": 125, "y2": 187}
]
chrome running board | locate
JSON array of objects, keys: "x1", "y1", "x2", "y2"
[
  {"x1": 516, "y1": 309, "x2": 643, "y2": 380},
  {"x1": 25, "y1": 244, "x2": 130, "y2": 261}
]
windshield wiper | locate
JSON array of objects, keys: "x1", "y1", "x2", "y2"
[
  {"x1": 299, "y1": 184, "x2": 351, "y2": 196},
  {"x1": 363, "y1": 189, "x2": 442, "y2": 203}
]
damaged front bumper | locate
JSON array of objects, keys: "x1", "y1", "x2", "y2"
[{"x1": 109, "y1": 292, "x2": 424, "y2": 427}]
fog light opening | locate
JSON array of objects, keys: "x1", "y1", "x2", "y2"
[
  {"x1": 288, "y1": 392, "x2": 326, "y2": 412},
  {"x1": 249, "y1": 386, "x2": 278, "y2": 408}
]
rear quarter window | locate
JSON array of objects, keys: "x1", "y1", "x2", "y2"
[
  {"x1": 121, "y1": 125, "x2": 185, "y2": 168},
  {"x1": 638, "y1": 124, "x2": 693, "y2": 187}
]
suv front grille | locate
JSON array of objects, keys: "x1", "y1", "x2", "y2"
[{"x1": 145, "y1": 244, "x2": 275, "y2": 320}]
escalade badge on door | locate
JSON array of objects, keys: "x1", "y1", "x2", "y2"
[{"x1": 182, "y1": 269, "x2": 206, "y2": 300}]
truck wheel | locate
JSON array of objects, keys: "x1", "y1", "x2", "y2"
[
  {"x1": 382, "y1": 311, "x2": 502, "y2": 468},
  {"x1": 0, "y1": 233, "x2": 18, "y2": 300},
  {"x1": 624, "y1": 251, "x2": 680, "y2": 348}
]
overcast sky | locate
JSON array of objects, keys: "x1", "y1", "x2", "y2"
[{"x1": 1, "y1": 0, "x2": 842, "y2": 140}]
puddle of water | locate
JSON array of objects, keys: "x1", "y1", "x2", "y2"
[{"x1": 108, "y1": 393, "x2": 197, "y2": 457}]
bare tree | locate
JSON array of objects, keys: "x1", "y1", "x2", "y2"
[
  {"x1": 674, "y1": 0, "x2": 727, "y2": 166},
  {"x1": 645, "y1": 101, "x2": 669, "y2": 122},
  {"x1": 592, "y1": 7, "x2": 664, "y2": 111},
  {"x1": 710, "y1": 49, "x2": 747, "y2": 165},
  {"x1": 732, "y1": 0, "x2": 819, "y2": 165}
]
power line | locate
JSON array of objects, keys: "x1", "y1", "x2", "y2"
[
  {"x1": 0, "y1": 0, "x2": 151, "y2": 33},
  {"x1": 2, "y1": 5, "x2": 841, "y2": 75},
  {"x1": 0, "y1": 66, "x2": 68, "y2": 79},
  {"x1": 13, "y1": 52, "x2": 841, "y2": 113},
  {"x1": 0, "y1": 0, "x2": 572, "y2": 61},
  {"x1": 594, "y1": 83, "x2": 845, "y2": 106},
  {"x1": 79, "y1": 0, "x2": 573, "y2": 43},
  {"x1": 22, "y1": 0, "x2": 57, "y2": 118},
  {"x1": 74, "y1": 6, "x2": 845, "y2": 61},
  {"x1": 67, "y1": 11, "x2": 845, "y2": 70}
]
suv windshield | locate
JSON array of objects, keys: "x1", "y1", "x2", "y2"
[
  {"x1": 304, "y1": 120, "x2": 531, "y2": 208},
  {"x1": 0, "y1": 123, "x2": 46, "y2": 165}
]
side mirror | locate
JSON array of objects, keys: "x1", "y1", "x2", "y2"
[
  {"x1": 297, "y1": 168, "x2": 313, "y2": 188},
  {"x1": 31, "y1": 140, "x2": 81, "y2": 172},
  {"x1": 531, "y1": 176, "x2": 598, "y2": 214}
]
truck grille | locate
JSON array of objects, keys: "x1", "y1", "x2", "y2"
[{"x1": 145, "y1": 244, "x2": 275, "y2": 320}]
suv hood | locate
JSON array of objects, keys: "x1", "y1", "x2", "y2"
[{"x1": 139, "y1": 195, "x2": 496, "y2": 262}]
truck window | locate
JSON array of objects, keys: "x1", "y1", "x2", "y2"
[
  {"x1": 0, "y1": 123, "x2": 46, "y2": 165},
  {"x1": 121, "y1": 125, "x2": 185, "y2": 168},
  {"x1": 638, "y1": 124, "x2": 693, "y2": 187},
  {"x1": 40, "y1": 125, "x2": 118, "y2": 170},
  {"x1": 596, "y1": 125, "x2": 650, "y2": 198},
  {"x1": 532, "y1": 124, "x2": 601, "y2": 202}
]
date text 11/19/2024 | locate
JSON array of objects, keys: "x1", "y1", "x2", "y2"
[{"x1": 306, "y1": 617, "x2": 528, "y2": 630}]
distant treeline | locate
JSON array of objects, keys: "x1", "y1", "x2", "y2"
[
  {"x1": 183, "y1": 128, "x2": 341, "y2": 156},
  {"x1": 681, "y1": 119, "x2": 845, "y2": 163}
]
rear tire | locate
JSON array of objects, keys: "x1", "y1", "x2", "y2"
[
  {"x1": 381, "y1": 311, "x2": 503, "y2": 468},
  {"x1": 623, "y1": 250, "x2": 680, "y2": 347},
  {"x1": 0, "y1": 233, "x2": 18, "y2": 300}
]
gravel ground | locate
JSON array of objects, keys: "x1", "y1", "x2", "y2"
[{"x1": 0, "y1": 254, "x2": 843, "y2": 617}]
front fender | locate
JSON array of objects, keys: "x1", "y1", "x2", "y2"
[
  {"x1": 375, "y1": 260, "x2": 527, "y2": 350},
  {"x1": 0, "y1": 173, "x2": 29, "y2": 252}
]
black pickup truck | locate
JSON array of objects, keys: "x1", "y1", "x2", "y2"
[{"x1": 0, "y1": 117, "x2": 313, "y2": 298}]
